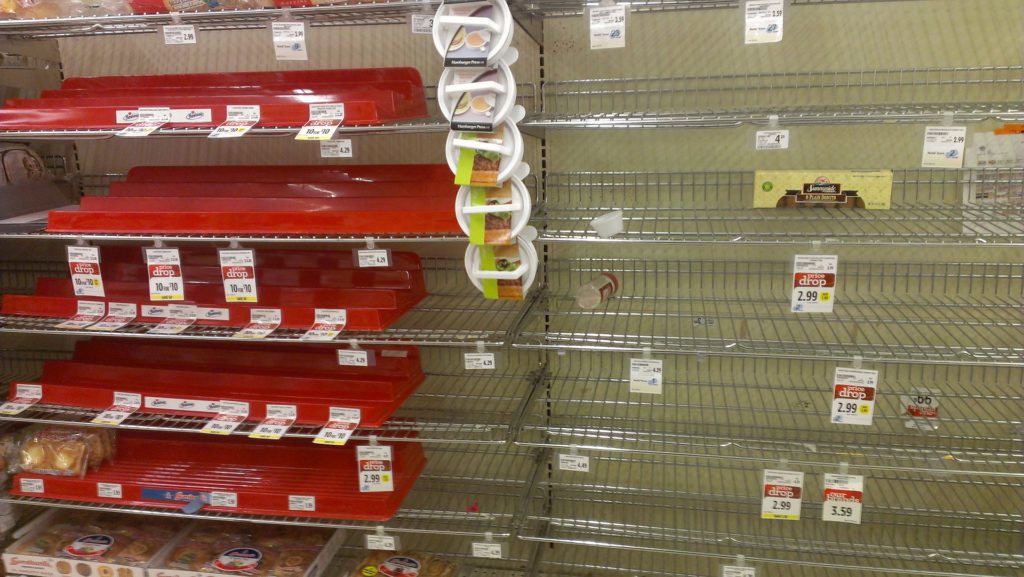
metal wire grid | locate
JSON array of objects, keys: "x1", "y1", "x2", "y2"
[
  {"x1": 516, "y1": 0, "x2": 941, "y2": 18},
  {"x1": 538, "y1": 66, "x2": 1024, "y2": 128},
  {"x1": 516, "y1": 353, "x2": 1023, "y2": 470},
  {"x1": 518, "y1": 452, "x2": 1024, "y2": 576},
  {"x1": 538, "y1": 169, "x2": 1024, "y2": 246},
  {"x1": 333, "y1": 534, "x2": 537, "y2": 569},
  {"x1": 0, "y1": 261, "x2": 68, "y2": 294},
  {"x1": 3, "y1": 445, "x2": 542, "y2": 537},
  {"x1": 516, "y1": 258, "x2": 1024, "y2": 365}
]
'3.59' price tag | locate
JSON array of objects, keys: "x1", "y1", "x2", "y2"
[{"x1": 822, "y1": 473, "x2": 864, "y2": 524}]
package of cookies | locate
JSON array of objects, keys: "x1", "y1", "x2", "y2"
[
  {"x1": 3, "y1": 509, "x2": 184, "y2": 577},
  {"x1": 148, "y1": 524, "x2": 343, "y2": 577},
  {"x1": 17, "y1": 426, "x2": 117, "y2": 478},
  {"x1": 348, "y1": 552, "x2": 460, "y2": 577}
]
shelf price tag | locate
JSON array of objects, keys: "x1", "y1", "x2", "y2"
[
  {"x1": 464, "y1": 352, "x2": 496, "y2": 370},
  {"x1": 301, "y1": 309, "x2": 348, "y2": 341},
  {"x1": 629, "y1": 358, "x2": 663, "y2": 394},
  {"x1": 55, "y1": 300, "x2": 105, "y2": 330},
  {"x1": 471, "y1": 541, "x2": 505, "y2": 559},
  {"x1": 209, "y1": 491, "x2": 238, "y2": 508},
  {"x1": 902, "y1": 388, "x2": 940, "y2": 431},
  {"x1": 163, "y1": 24, "x2": 197, "y2": 45},
  {"x1": 356, "y1": 248, "x2": 390, "y2": 268},
  {"x1": 249, "y1": 404, "x2": 297, "y2": 440},
  {"x1": 558, "y1": 453, "x2": 590, "y2": 473},
  {"x1": 791, "y1": 254, "x2": 838, "y2": 313},
  {"x1": 365, "y1": 533, "x2": 398, "y2": 551},
  {"x1": 219, "y1": 249, "x2": 258, "y2": 302},
  {"x1": 589, "y1": 4, "x2": 626, "y2": 50},
  {"x1": 320, "y1": 139, "x2": 353, "y2": 158},
  {"x1": 313, "y1": 407, "x2": 361, "y2": 445},
  {"x1": 755, "y1": 129, "x2": 789, "y2": 150},
  {"x1": 288, "y1": 495, "x2": 316, "y2": 512},
  {"x1": 830, "y1": 367, "x2": 878, "y2": 426},
  {"x1": 97, "y1": 482, "x2": 123, "y2": 499},
  {"x1": 92, "y1": 392, "x2": 142, "y2": 426},
  {"x1": 745, "y1": 0, "x2": 783, "y2": 44},
  {"x1": 822, "y1": 473, "x2": 864, "y2": 524},
  {"x1": 145, "y1": 247, "x2": 184, "y2": 301},
  {"x1": 147, "y1": 304, "x2": 198, "y2": 335},
  {"x1": 410, "y1": 13, "x2": 433, "y2": 34},
  {"x1": 67, "y1": 246, "x2": 104, "y2": 297},
  {"x1": 357, "y1": 445, "x2": 394, "y2": 493},
  {"x1": 0, "y1": 383, "x2": 42, "y2": 415},
  {"x1": 921, "y1": 125, "x2": 966, "y2": 168},
  {"x1": 201, "y1": 400, "x2": 250, "y2": 435},
  {"x1": 296, "y1": 103, "x2": 345, "y2": 141},
  {"x1": 116, "y1": 107, "x2": 171, "y2": 137},
  {"x1": 338, "y1": 348, "x2": 373, "y2": 367},
  {"x1": 233, "y1": 308, "x2": 282, "y2": 339},
  {"x1": 19, "y1": 478, "x2": 44, "y2": 493},
  {"x1": 87, "y1": 302, "x2": 137, "y2": 332},
  {"x1": 209, "y1": 105, "x2": 261, "y2": 138},
  {"x1": 272, "y1": 21, "x2": 308, "y2": 61},
  {"x1": 761, "y1": 469, "x2": 803, "y2": 520},
  {"x1": 722, "y1": 567, "x2": 755, "y2": 577}
]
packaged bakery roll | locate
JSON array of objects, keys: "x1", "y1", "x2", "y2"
[{"x1": 17, "y1": 426, "x2": 117, "y2": 478}]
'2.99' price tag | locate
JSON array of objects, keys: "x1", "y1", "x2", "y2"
[
  {"x1": 791, "y1": 254, "x2": 838, "y2": 313},
  {"x1": 163, "y1": 24, "x2": 196, "y2": 45},
  {"x1": 831, "y1": 367, "x2": 878, "y2": 426},
  {"x1": 822, "y1": 473, "x2": 864, "y2": 524},
  {"x1": 761, "y1": 469, "x2": 803, "y2": 520},
  {"x1": 357, "y1": 445, "x2": 394, "y2": 493}
]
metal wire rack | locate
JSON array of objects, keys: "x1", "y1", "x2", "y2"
[
  {"x1": 518, "y1": 451, "x2": 1024, "y2": 576},
  {"x1": 333, "y1": 534, "x2": 537, "y2": 570},
  {"x1": 537, "y1": 169, "x2": 1024, "y2": 246},
  {"x1": 516, "y1": 0, "x2": 944, "y2": 18},
  {"x1": 0, "y1": 261, "x2": 68, "y2": 295},
  {"x1": 3, "y1": 445, "x2": 542, "y2": 537},
  {"x1": 516, "y1": 352, "x2": 1023, "y2": 471},
  {"x1": 516, "y1": 258, "x2": 1024, "y2": 365}
]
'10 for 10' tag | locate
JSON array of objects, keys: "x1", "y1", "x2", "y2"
[
  {"x1": 67, "y1": 246, "x2": 104, "y2": 297},
  {"x1": 249, "y1": 404, "x2": 297, "y2": 440},
  {"x1": 313, "y1": 407, "x2": 361, "y2": 445},
  {"x1": 145, "y1": 247, "x2": 185, "y2": 301},
  {"x1": 92, "y1": 392, "x2": 142, "y2": 426},
  {"x1": 200, "y1": 401, "x2": 250, "y2": 435},
  {"x1": 219, "y1": 249, "x2": 258, "y2": 302}
]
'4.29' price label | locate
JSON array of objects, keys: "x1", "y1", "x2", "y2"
[{"x1": 791, "y1": 254, "x2": 838, "y2": 313}]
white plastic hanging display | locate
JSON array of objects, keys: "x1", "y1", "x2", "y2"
[
  {"x1": 464, "y1": 226, "x2": 538, "y2": 294},
  {"x1": 433, "y1": 0, "x2": 514, "y2": 67},
  {"x1": 454, "y1": 168, "x2": 532, "y2": 240},
  {"x1": 446, "y1": 107, "x2": 526, "y2": 184},
  {"x1": 438, "y1": 50, "x2": 519, "y2": 130}
]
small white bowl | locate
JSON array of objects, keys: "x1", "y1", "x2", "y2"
[
  {"x1": 590, "y1": 209, "x2": 624, "y2": 238},
  {"x1": 433, "y1": 0, "x2": 514, "y2": 67}
]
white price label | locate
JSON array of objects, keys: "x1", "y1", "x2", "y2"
[
  {"x1": 0, "y1": 383, "x2": 43, "y2": 415},
  {"x1": 219, "y1": 249, "x2": 258, "y2": 302},
  {"x1": 145, "y1": 247, "x2": 185, "y2": 301},
  {"x1": 365, "y1": 534, "x2": 397, "y2": 551},
  {"x1": 198, "y1": 307, "x2": 230, "y2": 320},
  {"x1": 163, "y1": 24, "x2": 197, "y2": 45},
  {"x1": 87, "y1": 302, "x2": 137, "y2": 332},
  {"x1": 249, "y1": 404, "x2": 297, "y2": 440},
  {"x1": 629, "y1": 358, "x2": 663, "y2": 394},
  {"x1": 921, "y1": 126, "x2": 967, "y2": 168},
  {"x1": 357, "y1": 445, "x2": 394, "y2": 493},
  {"x1": 55, "y1": 300, "x2": 106, "y2": 329},
  {"x1": 209, "y1": 105, "x2": 261, "y2": 138},
  {"x1": 148, "y1": 304, "x2": 198, "y2": 334},
  {"x1": 831, "y1": 367, "x2": 878, "y2": 426},
  {"x1": 590, "y1": 4, "x2": 626, "y2": 49},
  {"x1": 313, "y1": 407, "x2": 361, "y2": 445},
  {"x1": 233, "y1": 308, "x2": 282, "y2": 339},
  {"x1": 357, "y1": 249, "x2": 390, "y2": 268},
  {"x1": 67, "y1": 246, "x2": 104, "y2": 297},
  {"x1": 200, "y1": 400, "x2": 250, "y2": 435},
  {"x1": 756, "y1": 129, "x2": 789, "y2": 150},
  {"x1": 822, "y1": 473, "x2": 864, "y2": 524},
  {"x1": 722, "y1": 567, "x2": 755, "y2": 577},
  {"x1": 209, "y1": 491, "x2": 238, "y2": 508},
  {"x1": 97, "y1": 482, "x2": 123, "y2": 499},
  {"x1": 338, "y1": 349, "x2": 371, "y2": 367},
  {"x1": 19, "y1": 478, "x2": 44, "y2": 494},
  {"x1": 92, "y1": 391, "x2": 142, "y2": 426},
  {"x1": 761, "y1": 469, "x2": 804, "y2": 520},
  {"x1": 116, "y1": 107, "x2": 170, "y2": 137},
  {"x1": 272, "y1": 21, "x2": 307, "y2": 61},
  {"x1": 902, "y1": 387, "x2": 940, "y2": 430},
  {"x1": 320, "y1": 139, "x2": 353, "y2": 158},
  {"x1": 791, "y1": 254, "x2": 838, "y2": 313},
  {"x1": 558, "y1": 454, "x2": 590, "y2": 472},
  {"x1": 288, "y1": 495, "x2": 317, "y2": 511},
  {"x1": 411, "y1": 13, "x2": 433, "y2": 34},
  {"x1": 745, "y1": 1, "x2": 784, "y2": 44},
  {"x1": 471, "y1": 542, "x2": 504, "y2": 559},
  {"x1": 301, "y1": 309, "x2": 347, "y2": 341},
  {"x1": 464, "y1": 352, "x2": 496, "y2": 370},
  {"x1": 296, "y1": 104, "x2": 345, "y2": 141}
]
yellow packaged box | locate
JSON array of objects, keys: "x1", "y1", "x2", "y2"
[{"x1": 753, "y1": 170, "x2": 893, "y2": 210}]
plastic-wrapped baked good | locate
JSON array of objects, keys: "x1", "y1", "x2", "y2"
[
  {"x1": 349, "y1": 552, "x2": 459, "y2": 577},
  {"x1": 271, "y1": 549, "x2": 318, "y2": 577},
  {"x1": 17, "y1": 426, "x2": 116, "y2": 477}
]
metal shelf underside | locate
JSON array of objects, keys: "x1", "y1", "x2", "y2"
[
  {"x1": 0, "y1": 119, "x2": 449, "y2": 140},
  {"x1": 0, "y1": 225, "x2": 467, "y2": 244}
]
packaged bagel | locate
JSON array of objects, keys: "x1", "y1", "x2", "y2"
[
  {"x1": 349, "y1": 552, "x2": 459, "y2": 577},
  {"x1": 18, "y1": 426, "x2": 116, "y2": 478}
]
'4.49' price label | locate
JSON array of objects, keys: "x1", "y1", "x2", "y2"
[
  {"x1": 791, "y1": 254, "x2": 838, "y2": 313},
  {"x1": 761, "y1": 469, "x2": 803, "y2": 520},
  {"x1": 831, "y1": 367, "x2": 879, "y2": 426}
]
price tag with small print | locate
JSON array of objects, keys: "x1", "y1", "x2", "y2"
[
  {"x1": 55, "y1": 300, "x2": 106, "y2": 329},
  {"x1": 471, "y1": 542, "x2": 504, "y2": 559},
  {"x1": 92, "y1": 392, "x2": 142, "y2": 426},
  {"x1": 147, "y1": 304, "x2": 198, "y2": 335},
  {"x1": 313, "y1": 407, "x2": 361, "y2": 445},
  {"x1": 296, "y1": 103, "x2": 345, "y2": 141},
  {"x1": 745, "y1": 0, "x2": 783, "y2": 44},
  {"x1": 761, "y1": 469, "x2": 804, "y2": 520},
  {"x1": 219, "y1": 249, "x2": 258, "y2": 302},
  {"x1": 200, "y1": 401, "x2": 250, "y2": 435},
  {"x1": 831, "y1": 367, "x2": 879, "y2": 426},
  {"x1": 116, "y1": 107, "x2": 171, "y2": 137},
  {"x1": 822, "y1": 473, "x2": 864, "y2": 524},
  {"x1": 464, "y1": 352, "x2": 496, "y2": 370},
  {"x1": 357, "y1": 248, "x2": 390, "y2": 268},
  {"x1": 357, "y1": 445, "x2": 394, "y2": 493},
  {"x1": 163, "y1": 24, "x2": 197, "y2": 45},
  {"x1": 249, "y1": 404, "x2": 297, "y2": 440},
  {"x1": 233, "y1": 308, "x2": 282, "y2": 339},
  {"x1": 791, "y1": 254, "x2": 838, "y2": 313},
  {"x1": 365, "y1": 534, "x2": 398, "y2": 551},
  {"x1": 301, "y1": 309, "x2": 348, "y2": 341},
  {"x1": 320, "y1": 139, "x2": 353, "y2": 158},
  {"x1": 209, "y1": 105, "x2": 261, "y2": 138},
  {"x1": 97, "y1": 483, "x2": 123, "y2": 499},
  {"x1": 629, "y1": 358, "x2": 663, "y2": 394},
  {"x1": 590, "y1": 4, "x2": 626, "y2": 49},
  {"x1": 756, "y1": 129, "x2": 789, "y2": 150},
  {"x1": 19, "y1": 478, "x2": 44, "y2": 494},
  {"x1": 0, "y1": 383, "x2": 43, "y2": 415},
  {"x1": 67, "y1": 246, "x2": 104, "y2": 297},
  {"x1": 722, "y1": 567, "x2": 755, "y2": 577},
  {"x1": 338, "y1": 348, "x2": 373, "y2": 367},
  {"x1": 145, "y1": 247, "x2": 184, "y2": 301},
  {"x1": 558, "y1": 453, "x2": 590, "y2": 473},
  {"x1": 921, "y1": 126, "x2": 967, "y2": 168},
  {"x1": 272, "y1": 21, "x2": 307, "y2": 61},
  {"x1": 411, "y1": 13, "x2": 433, "y2": 34},
  {"x1": 209, "y1": 491, "x2": 238, "y2": 508},
  {"x1": 902, "y1": 387, "x2": 940, "y2": 430},
  {"x1": 87, "y1": 302, "x2": 137, "y2": 332},
  {"x1": 289, "y1": 495, "x2": 316, "y2": 511}
]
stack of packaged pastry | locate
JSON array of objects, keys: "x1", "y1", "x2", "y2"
[{"x1": 15, "y1": 426, "x2": 116, "y2": 478}]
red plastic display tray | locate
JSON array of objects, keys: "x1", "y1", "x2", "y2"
[
  {"x1": 125, "y1": 164, "x2": 458, "y2": 184},
  {"x1": 12, "y1": 431, "x2": 425, "y2": 521}
]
